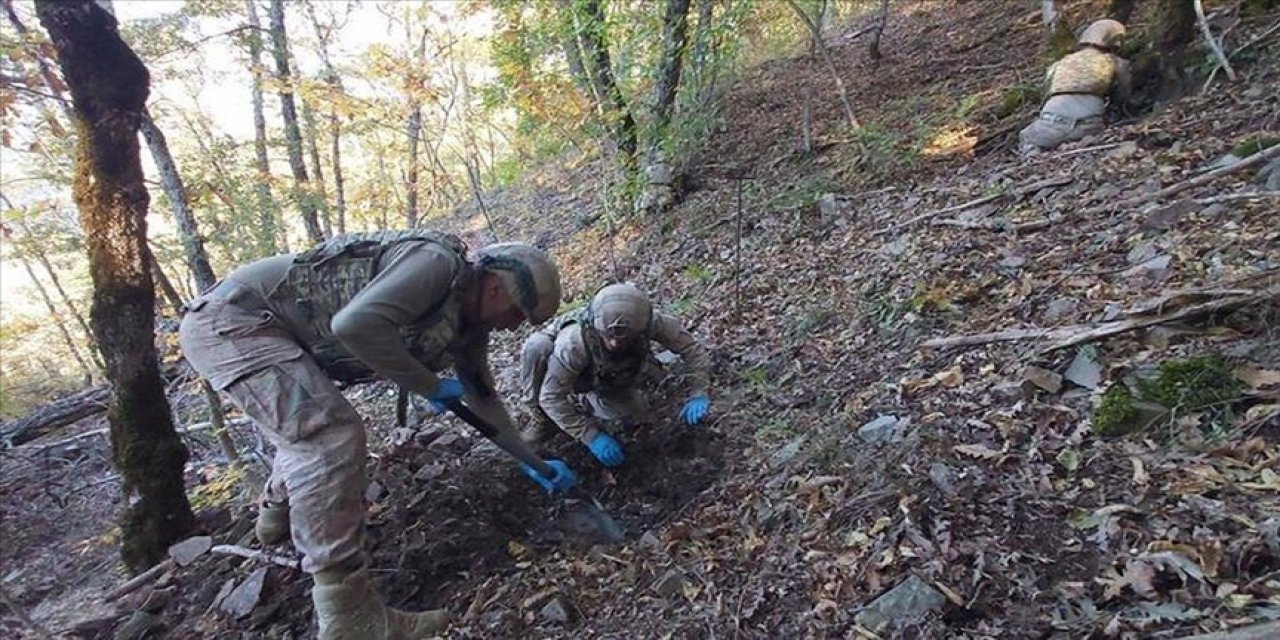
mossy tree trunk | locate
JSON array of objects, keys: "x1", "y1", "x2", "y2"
[{"x1": 35, "y1": 0, "x2": 194, "y2": 574}]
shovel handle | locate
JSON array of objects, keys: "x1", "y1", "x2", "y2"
[{"x1": 440, "y1": 399, "x2": 554, "y2": 477}]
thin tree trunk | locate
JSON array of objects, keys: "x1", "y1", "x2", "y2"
[
  {"x1": 138, "y1": 113, "x2": 242, "y2": 466},
  {"x1": 1041, "y1": 0, "x2": 1058, "y2": 29},
  {"x1": 405, "y1": 106, "x2": 423, "y2": 227},
  {"x1": 555, "y1": 0, "x2": 595, "y2": 101},
  {"x1": 869, "y1": 0, "x2": 891, "y2": 60},
  {"x1": 2, "y1": 0, "x2": 73, "y2": 121},
  {"x1": 303, "y1": 1, "x2": 346, "y2": 235},
  {"x1": 36, "y1": 0, "x2": 194, "y2": 574},
  {"x1": 579, "y1": 0, "x2": 639, "y2": 171},
  {"x1": 637, "y1": 0, "x2": 692, "y2": 214},
  {"x1": 689, "y1": 0, "x2": 714, "y2": 103},
  {"x1": 244, "y1": 0, "x2": 280, "y2": 256},
  {"x1": 784, "y1": 0, "x2": 859, "y2": 129},
  {"x1": 14, "y1": 245, "x2": 96, "y2": 383},
  {"x1": 300, "y1": 95, "x2": 332, "y2": 236},
  {"x1": 267, "y1": 0, "x2": 324, "y2": 244},
  {"x1": 139, "y1": 110, "x2": 217, "y2": 291}
]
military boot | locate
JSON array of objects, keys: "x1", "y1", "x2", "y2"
[
  {"x1": 255, "y1": 500, "x2": 290, "y2": 546},
  {"x1": 313, "y1": 567, "x2": 450, "y2": 639},
  {"x1": 521, "y1": 408, "x2": 558, "y2": 445}
]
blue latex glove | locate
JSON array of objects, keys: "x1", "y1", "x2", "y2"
[
  {"x1": 587, "y1": 431, "x2": 624, "y2": 467},
  {"x1": 426, "y1": 377, "x2": 465, "y2": 413},
  {"x1": 680, "y1": 394, "x2": 710, "y2": 426},
  {"x1": 521, "y1": 459, "x2": 578, "y2": 495}
]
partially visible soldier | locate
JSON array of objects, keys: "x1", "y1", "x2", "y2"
[
  {"x1": 520, "y1": 283, "x2": 711, "y2": 467},
  {"x1": 179, "y1": 231, "x2": 577, "y2": 640},
  {"x1": 1020, "y1": 19, "x2": 1131, "y2": 153}
]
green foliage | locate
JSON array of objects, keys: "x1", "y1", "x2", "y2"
[
  {"x1": 1231, "y1": 135, "x2": 1280, "y2": 158},
  {"x1": 994, "y1": 83, "x2": 1043, "y2": 119},
  {"x1": 667, "y1": 296, "x2": 697, "y2": 316},
  {"x1": 189, "y1": 463, "x2": 248, "y2": 510},
  {"x1": 788, "y1": 305, "x2": 837, "y2": 342},
  {"x1": 754, "y1": 417, "x2": 797, "y2": 443},
  {"x1": 742, "y1": 367, "x2": 770, "y2": 393},
  {"x1": 682, "y1": 262, "x2": 712, "y2": 282},
  {"x1": 1092, "y1": 384, "x2": 1140, "y2": 437},
  {"x1": 1140, "y1": 355, "x2": 1241, "y2": 417}
]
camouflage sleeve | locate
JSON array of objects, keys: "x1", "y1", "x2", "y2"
[
  {"x1": 1110, "y1": 56, "x2": 1132, "y2": 103},
  {"x1": 540, "y1": 325, "x2": 598, "y2": 443},
  {"x1": 650, "y1": 312, "x2": 710, "y2": 395},
  {"x1": 330, "y1": 242, "x2": 454, "y2": 397}
]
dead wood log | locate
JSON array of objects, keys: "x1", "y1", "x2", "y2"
[
  {"x1": 0, "y1": 385, "x2": 111, "y2": 447},
  {"x1": 872, "y1": 193, "x2": 1002, "y2": 237},
  {"x1": 923, "y1": 291, "x2": 1270, "y2": 352},
  {"x1": 210, "y1": 544, "x2": 300, "y2": 569},
  {"x1": 103, "y1": 559, "x2": 174, "y2": 603},
  {"x1": 1180, "y1": 621, "x2": 1280, "y2": 640},
  {"x1": 1082, "y1": 143, "x2": 1280, "y2": 215}
]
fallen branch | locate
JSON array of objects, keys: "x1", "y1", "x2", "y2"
[
  {"x1": 31, "y1": 417, "x2": 253, "y2": 452},
  {"x1": 872, "y1": 193, "x2": 1002, "y2": 237},
  {"x1": 1194, "y1": 191, "x2": 1280, "y2": 205},
  {"x1": 103, "y1": 559, "x2": 174, "y2": 603},
  {"x1": 1194, "y1": 0, "x2": 1237, "y2": 82},
  {"x1": 1, "y1": 385, "x2": 111, "y2": 447},
  {"x1": 923, "y1": 292, "x2": 1269, "y2": 352},
  {"x1": 1083, "y1": 143, "x2": 1280, "y2": 215},
  {"x1": 1055, "y1": 141, "x2": 1127, "y2": 158},
  {"x1": 1181, "y1": 620, "x2": 1280, "y2": 640},
  {"x1": 210, "y1": 544, "x2": 300, "y2": 569}
]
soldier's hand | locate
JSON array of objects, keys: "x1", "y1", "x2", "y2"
[
  {"x1": 521, "y1": 459, "x2": 578, "y2": 494},
  {"x1": 680, "y1": 394, "x2": 710, "y2": 426},
  {"x1": 587, "y1": 431, "x2": 624, "y2": 467},
  {"x1": 429, "y1": 377, "x2": 464, "y2": 403}
]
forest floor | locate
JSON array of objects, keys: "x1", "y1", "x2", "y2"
[{"x1": 3, "y1": 1, "x2": 1280, "y2": 638}]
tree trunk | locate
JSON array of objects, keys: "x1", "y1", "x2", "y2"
[
  {"x1": 1129, "y1": 0, "x2": 1197, "y2": 108},
  {"x1": 330, "y1": 104, "x2": 346, "y2": 234},
  {"x1": 267, "y1": 0, "x2": 324, "y2": 245},
  {"x1": 869, "y1": 0, "x2": 891, "y2": 60},
  {"x1": 578, "y1": 0, "x2": 638, "y2": 171},
  {"x1": 300, "y1": 94, "x2": 332, "y2": 237},
  {"x1": 14, "y1": 246, "x2": 97, "y2": 383},
  {"x1": 637, "y1": 0, "x2": 692, "y2": 214},
  {"x1": 1109, "y1": 0, "x2": 1137, "y2": 23},
  {"x1": 784, "y1": 0, "x2": 859, "y2": 129},
  {"x1": 405, "y1": 107, "x2": 423, "y2": 227},
  {"x1": 555, "y1": 0, "x2": 595, "y2": 100},
  {"x1": 35, "y1": 0, "x2": 194, "y2": 574},
  {"x1": 244, "y1": 0, "x2": 280, "y2": 256},
  {"x1": 139, "y1": 110, "x2": 217, "y2": 291}
]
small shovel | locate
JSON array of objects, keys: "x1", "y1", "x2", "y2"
[{"x1": 439, "y1": 399, "x2": 625, "y2": 544}]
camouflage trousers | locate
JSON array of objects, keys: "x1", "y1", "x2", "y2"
[
  {"x1": 520, "y1": 333, "x2": 649, "y2": 431},
  {"x1": 1019, "y1": 94, "x2": 1105, "y2": 153},
  {"x1": 179, "y1": 283, "x2": 367, "y2": 575}
]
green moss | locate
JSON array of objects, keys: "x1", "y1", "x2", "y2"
[
  {"x1": 995, "y1": 84, "x2": 1043, "y2": 119},
  {"x1": 1141, "y1": 355, "x2": 1241, "y2": 413},
  {"x1": 1093, "y1": 384, "x2": 1140, "y2": 437},
  {"x1": 1231, "y1": 135, "x2": 1280, "y2": 158}
]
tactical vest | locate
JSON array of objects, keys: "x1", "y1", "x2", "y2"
[
  {"x1": 554, "y1": 310, "x2": 652, "y2": 394},
  {"x1": 267, "y1": 230, "x2": 469, "y2": 383},
  {"x1": 1048, "y1": 48, "x2": 1118, "y2": 97}
]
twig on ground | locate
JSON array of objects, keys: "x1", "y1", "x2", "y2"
[
  {"x1": 1083, "y1": 143, "x2": 1280, "y2": 215},
  {"x1": 103, "y1": 559, "x2": 175, "y2": 603},
  {"x1": 872, "y1": 193, "x2": 1002, "y2": 237},
  {"x1": 1055, "y1": 141, "x2": 1127, "y2": 157},
  {"x1": 923, "y1": 291, "x2": 1270, "y2": 352},
  {"x1": 0, "y1": 584, "x2": 54, "y2": 639},
  {"x1": 210, "y1": 544, "x2": 300, "y2": 569}
]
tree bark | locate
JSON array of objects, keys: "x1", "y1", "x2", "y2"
[
  {"x1": 578, "y1": 0, "x2": 638, "y2": 171},
  {"x1": 784, "y1": 0, "x2": 859, "y2": 129},
  {"x1": 303, "y1": 1, "x2": 347, "y2": 235},
  {"x1": 243, "y1": 0, "x2": 281, "y2": 256},
  {"x1": 300, "y1": 94, "x2": 332, "y2": 236},
  {"x1": 35, "y1": 0, "x2": 194, "y2": 574},
  {"x1": 405, "y1": 105, "x2": 423, "y2": 227},
  {"x1": 637, "y1": 0, "x2": 692, "y2": 214},
  {"x1": 139, "y1": 110, "x2": 217, "y2": 291},
  {"x1": 869, "y1": 0, "x2": 891, "y2": 60},
  {"x1": 267, "y1": 0, "x2": 324, "y2": 244}
]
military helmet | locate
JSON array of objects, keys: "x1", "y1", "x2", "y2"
[
  {"x1": 475, "y1": 242, "x2": 562, "y2": 324},
  {"x1": 1079, "y1": 19, "x2": 1126, "y2": 48},
  {"x1": 588, "y1": 283, "x2": 652, "y2": 341}
]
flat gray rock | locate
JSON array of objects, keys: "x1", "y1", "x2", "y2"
[
  {"x1": 855, "y1": 574, "x2": 947, "y2": 632},
  {"x1": 220, "y1": 567, "x2": 268, "y2": 619},
  {"x1": 167, "y1": 536, "x2": 212, "y2": 567},
  {"x1": 1065, "y1": 346, "x2": 1103, "y2": 390},
  {"x1": 858, "y1": 415, "x2": 903, "y2": 444}
]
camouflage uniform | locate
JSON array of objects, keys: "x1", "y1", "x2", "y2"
[
  {"x1": 521, "y1": 305, "x2": 709, "y2": 444},
  {"x1": 179, "y1": 232, "x2": 532, "y2": 576},
  {"x1": 1020, "y1": 19, "x2": 1132, "y2": 153}
]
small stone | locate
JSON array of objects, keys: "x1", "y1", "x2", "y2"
[
  {"x1": 998, "y1": 253, "x2": 1026, "y2": 269},
  {"x1": 1257, "y1": 158, "x2": 1280, "y2": 190},
  {"x1": 654, "y1": 350, "x2": 679, "y2": 366},
  {"x1": 365, "y1": 481, "x2": 384, "y2": 503},
  {"x1": 168, "y1": 535, "x2": 213, "y2": 567},
  {"x1": 1064, "y1": 346, "x2": 1104, "y2": 390},
  {"x1": 929, "y1": 462, "x2": 959, "y2": 497},
  {"x1": 1106, "y1": 141, "x2": 1139, "y2": 160},
  {"x1": 639, "y1": 531, "x2": 662, "y2": 550},
  {"x1": 414, "y1": 461, "x2": 446, "y2": 483},
  {"x1": 881, "y1": 238, "x2": 909, "y2": 257},
  {"x1": 428, "y1": 433, "x2": 462, "y2": 450},
  {"x1": 1043, "y1": 297, "x2": 1078, "y2": 322},
  {"x1": 1101, "y1": 304, "x2": 1124, "y2": 322},
  {"x1": 1208, "y1": 153, "x2": 1243, "y2": 171},
  {"x1": 818, "y1": 193, "x2": 840, "y2": 220},
  {"x1": 538, "y1": 598, "x2": 569, "y2": 624},
  {"x1": 858, "y1": 415, "x2": 902, "y2": 444},
  {"x1": 1025, "y1": 366, "x2": 1063, "y2": 394},
  {"x1": 1200, "y1": 203, "x2": 1229, "y2": 219},
  {"x1": 1142, "y1": 199, "x2": 1196, "y2": 231},
  {"x1": 1143, "y1": 325, "x2": 1200, "y2": 350},
  {"x1": 854, "y1": 574, "x2": 947, "y2": 633},
  {"x1": 1127, "y1": 241, "x2": 1160, "y2": 265},
  {"x1": 113, "y1": 611, "x2": 162, "y2": 640},
  {"x1": 140, "y1": 586, "x2": 175, "y2": 614},
  {"x1": 653, "y1": 569, "x2": 687, "y2": 599},
  {"x1": 768, "y1": 434, "x2": 808, "y2": 467},
  {"x1": 220, "y1": 567, "x2": 268, "y2": 619},
  {"x1": 1124, "y1": 254, "x2": 1172, "y2": 284}
]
